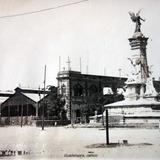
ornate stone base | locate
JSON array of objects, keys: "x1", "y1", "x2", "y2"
[{"x1": 128, "y1": 36, "x2": 148, "y2": 50}]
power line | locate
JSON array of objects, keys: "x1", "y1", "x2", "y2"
[{"x1": 0, "y1": 0, "x2": 88, "y2": 19}]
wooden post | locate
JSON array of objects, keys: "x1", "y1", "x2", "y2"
[
  {"x1": 17, "y1": 105, "x2": 19, "y2": 124},
  {"x1": 0, "y1": 103, "x2": 1, "y2": 123},
  {"x1": 8, "y1": 105, "x2": 10, "y2": 125},
  {"x1": 69, "y1": 71, "x2": 73, "y2": 125},
  {"x1": 41, "y1": 101, "x2": 44, "y2": 130},
  {"x1": 102, "y1": 105, "x2": 104, "y2": 126},
  {"x1": 106, "y1": 109, "x2": 109, "y2": 145},
  {"x1": 21, "y1": 97, "x2": 23, "y2": 128},
  {"x1": 26, "y1": 99, "x2": 28, "y2": 124},
  {"x1": 35, "y1": 103, "x2": 38, "y2": 118}
]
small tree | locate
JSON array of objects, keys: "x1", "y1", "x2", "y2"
[{"x1": 45, "y1": 86, "x2": 66, "y2": 120}]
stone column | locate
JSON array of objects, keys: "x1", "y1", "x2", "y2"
[
  {"x1": 128, "y1": 36, "x2": 149, "y2": 83},
  {"x1": 127, "y1": 35, "x2": 149, "y2": 99}
]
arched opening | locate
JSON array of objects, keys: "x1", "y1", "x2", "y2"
[
  {"x1": 103, "y1": 87, "x2": 113, "y2": 95},
  {"x1": 61, "y1": 84, "x2": 66, "y2": 95},
  {"x1": 73, "y1": 84, "x2": 83, "y2": 96}
]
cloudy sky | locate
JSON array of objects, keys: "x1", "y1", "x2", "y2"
[{"x1": 0, "y1": 0, "x2": 160, "y2": 91}]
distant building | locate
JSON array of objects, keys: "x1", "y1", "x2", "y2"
[
  {"x1": 57, "y1": 70, "x2": 127, "y2": 123},
  {"x1": 0, "y1": 87, "x2": 51, "y2": 125}
]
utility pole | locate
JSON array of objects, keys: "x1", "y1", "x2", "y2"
[
  {"x1": 42, "y1": 65, "x2": 46, "y2": 130},
  {"x1": 69, "y1": 71, "x2": 73, "y2": 125}
]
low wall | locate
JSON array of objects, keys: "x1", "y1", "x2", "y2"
[
  {"x1": 36, "y1": 120, "x2": 70, "y2": 127},
  {"x1": 0, "y1": 116, "x2": 70, "y2": 126},
  {"x1": 0, "y1": 116, "x2": 36, "y2": 126}
]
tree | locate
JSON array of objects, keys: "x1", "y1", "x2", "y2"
[{"x1": 39, "y1": 86, "x2": 66, "y2": 120}]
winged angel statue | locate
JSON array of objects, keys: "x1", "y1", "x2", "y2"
[{"x1": 128, "y1": 10, "x2": 145, "y2": 33}]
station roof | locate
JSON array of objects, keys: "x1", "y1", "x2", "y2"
[
  {"x1": 22, "y1": 93, "x2": 46, "y2": 103},
  {"x1": 0, "y1": 97, "x2": 9, "y2": 104}
]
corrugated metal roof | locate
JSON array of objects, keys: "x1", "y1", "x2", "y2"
[
  {"x1": 0, "y1": 97, "x2": 9, "y2": 104},
  {"x1": 0, "y1": 91, "x2": 14, "y2": 94},
  {"x1": 22, "y1": 93, "x2": 45, "y2": 102}
]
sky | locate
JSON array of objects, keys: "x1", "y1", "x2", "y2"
[{"x1": 0, "y1": 0, "x2": 160, "y2": 91}]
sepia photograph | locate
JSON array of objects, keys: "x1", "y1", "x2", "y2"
[{"x1": 0, "y1": 0, "x2": 160, "y2": 159}]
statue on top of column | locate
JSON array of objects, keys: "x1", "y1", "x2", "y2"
[{"x1": 129, "y1": 9, "x2": 145, "y2": 33}]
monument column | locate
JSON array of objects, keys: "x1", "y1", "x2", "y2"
[
  {"x1": 128, "y1": 36, "x2": 149, "y2": 97},
  {"x1": 129, "y1": 36, "x2": 149, "y2": 82},
  {"x1": 125, "y1": 10, "x2": 150, "y2": 100}
]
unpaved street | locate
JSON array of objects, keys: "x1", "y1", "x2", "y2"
[{"x1": 0, "y1": 126, "x2": 160, "y2": 159}]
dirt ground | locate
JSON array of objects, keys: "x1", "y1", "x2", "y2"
[{"x1": 0, "y1": 126, "x2": 160, "y2": 159}]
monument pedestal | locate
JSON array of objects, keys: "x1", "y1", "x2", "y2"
[
  {"x1": 105, "y1": 12, "x2": 160, "y2": 127},
  {"x1": 125, "y1": 34, "x2": 149, "y2": 100}
]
